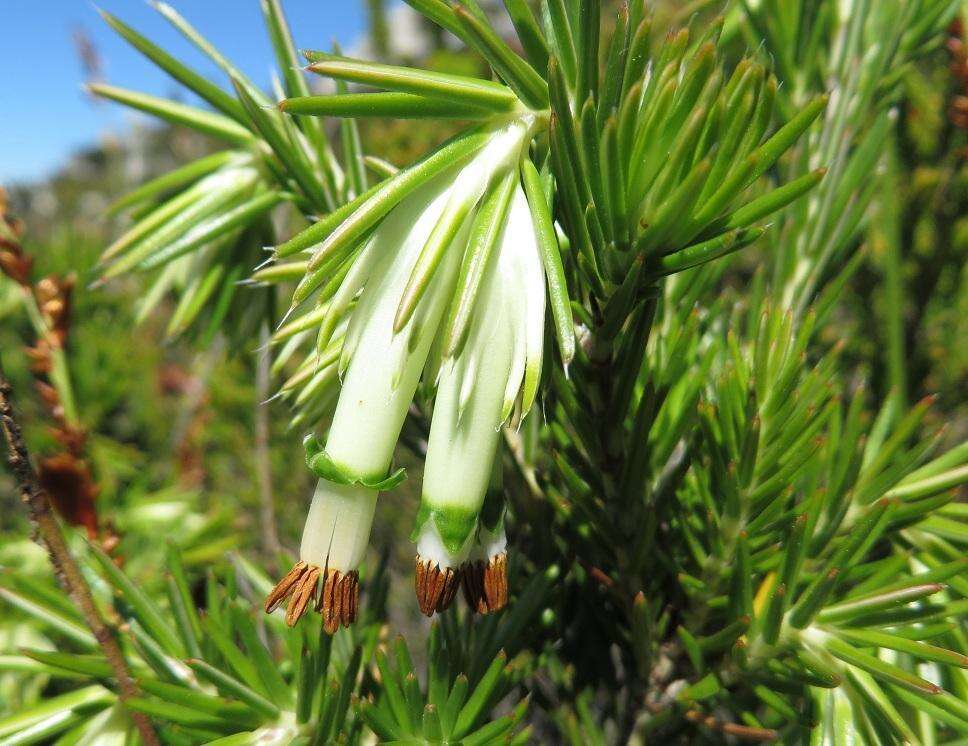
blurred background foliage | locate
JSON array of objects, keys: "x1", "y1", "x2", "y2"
[{"x1": 0, "y1": 0, "x2": 965, "y2": 741}]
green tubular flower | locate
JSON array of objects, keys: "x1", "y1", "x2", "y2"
[
  {"x1": 413, "y1": 184, "x2": 544, "y2": 616},
  {"x1": 266, "y1": 119, "x2": 540, "y2": 629}
]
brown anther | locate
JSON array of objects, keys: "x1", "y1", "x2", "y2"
[
  {"x1": 265, "y1": 563, "x2": 363, "y2": 631},
  {"x1": 264, "y1": 560, "x2": 308, "y2": 613},
  {"x1": 462, "y1": 553, "x2": 509, "y2": 614},
  {"x1": 415, "y1": 556, "x2": 460, "y2": 616},
  {"x1": 285, "y1": 565, "x2": 320, "y2": 626},
  {"x1": 340, "y1": 571, "x2": 356, "y2": 626},
  {"x1": 317, "y1": 568, "x2": 359, "y2": 634},
  {"x1": 324, "y1": 569, "x2": 342, "y2": 633},
  {"x1": 461, "y1": 560, "x2": 488, "y2": 614}
]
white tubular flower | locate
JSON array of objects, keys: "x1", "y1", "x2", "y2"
[
  {"x1": 267, "y1": 119, "x2": 540, "y2": 630},
  {"x1": 413, "y1": 184, "x2": 545, "y2": 616}
]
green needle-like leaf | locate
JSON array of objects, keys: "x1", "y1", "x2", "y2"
[
  {"x1": 99, "y1": 9, "x2": 246, "y2": 122},
  {"x1": 749, "y1": 95, "x2": 828, "y2": 181},
  {"x1": 462, "y1": 715, "x2": 518, "y2": 746},
  {"x1": 888, "y1": 685, "x2": 968, "y2": 734},
  {"x1": 676, "y1": 673, "x2": 721, "y2": 702},
  {"x1": 88, "y1": 545, "x2": 184, "y2": 658},
  {"x1": 233, "y1": 78, "x2": 330, "y2": 211},
  {"x1": 545, "y1": 0, "x2": 578, "y2": 85},
  {"x1": 443, "y1": 169, "x2": 517, "y2": 357},
  {"x1": 261, "y1": 0, "x2": 312, "y2": 100},
  {"x1": 358, "y1": 698, "x2": 405, "y2": 741},
  {"x1": 394, "y1": 175, "x2": 489, "y2": 332},
  {"x1": 0, "y1": 588, "x2": 96, "y2": 650},
  {"x1": 281, "y1": 92, "x2": 495, "y2": 119},
  {"x1": 100, "y1": 170, "x2": 257, "y2": 280},
  {"x1": 306, "y1": 53, "x2": 517, "y2": 111},
  {"x1": 576, "y1": 0, "x2": 600, "y2": 104},
  {"x1": 21, "y1": 650, "x2": 112, "y2": 679},
  {"x1": 106, "y1": 151, "x2": 245, "y2": 216},
  {"x1": 401, "y1": 0, "x2": 473, "y2": 46},
  {"x1": 441, "y1": 674, "x2": 469, "y2": 737},
  {"x1": 124, "y1": 697, "x2": 238, "y2": 732},
  {"x1": 831, "y1": 627, "x2": 968, "y2": 668},
  {"x1": 87, "y1": 84, "x2": 253, "y2": 145},
  {"x1": 648, "y1": 228, "x2": 764, "y2": 277},
  {"x1": 288, "y1": 129, "x2": 489, "y2": 267},
  {"x1": 702, "y1": 168, "x2": 827, "y2": 239},
  {"x1": 503, "y1": 0, "x2": 550, "y2": 74},
  {"x1": 137, "y1": 679, "x2": 258, "y2": 725},
  {"x1": 823, "y1": 635, "x2": 942, "y2": 694},
  {"x1": 375, "y1": 648, "x2": 412, "y2": 733},
  {"x1": 521, "y1": 158, "x2": 575, "y2": 365},
  {"x1": 140, "y1": 191, "x2": 284, "y2": 272},
  {"x1": 817, "y1": 584, "x2": 946, "y2": 624},
  {"x1": 452, "y1": 5, "x2": 549, "y2": 109},
  {"x1": 0, "y1": 686, "x2": 110, "y2": 740},
  {"x1": 423, "y1": 704, "x2": 444, "y2": 741},
  {"x1": 187, "y1": 659, "x2": 280, "y2": 720},
  {"x1": 455, "y1": 651, "x2": 507, "y2": 736}
]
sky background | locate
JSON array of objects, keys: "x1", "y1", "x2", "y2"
[{"x1": 0, "y1": 1, "x2": 379, "y2": 185}]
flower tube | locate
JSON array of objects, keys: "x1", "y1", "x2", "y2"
[
  {"x1": 267, "y1": 121, "x2": 534, "y2": 630},
  {"x1": 267, "y1": 172, "x2": 463, "y2": 629},
  {"x1": 413, "y1": 283, "x2": 514, "y2": 614},
  {"x1": 413, "y1": 182, "x2": 546, "y2": 615}
]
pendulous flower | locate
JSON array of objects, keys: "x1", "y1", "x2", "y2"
[
  {"x1": 412, "y1": 182, "x2": 545, "y2": 616},
  {"x1": 266, "y1": 116, "x2": 565, "y2": 628}
]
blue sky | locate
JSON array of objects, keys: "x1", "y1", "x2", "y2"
[{"x1": 0, "y1": 1, "x2": 374, "y2": 185}]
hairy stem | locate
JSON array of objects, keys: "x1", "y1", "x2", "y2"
[{"x1": 0, "y1": 364, "x2": 159, "y2": 746}]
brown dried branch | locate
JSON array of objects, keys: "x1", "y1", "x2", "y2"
[
  {"x1": 1, "y1": 189, "x2": 104, "y2": 541},
  {"x1": 0, "y1": 367, "x2": 159, "y2": 745}
]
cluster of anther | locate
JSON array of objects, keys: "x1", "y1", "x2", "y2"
[
  {"x1": 461, "y1": 553, "x2": 508, "y2": 615},
  {"x1": 265, "y1": 561, "x2": 360, "y2": 633},
  {"x1": 415, "y1": 553, "x2": 508, "y2": 618}
]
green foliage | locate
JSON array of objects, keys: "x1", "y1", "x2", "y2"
[
  {"x1": 2, "y1": 0, "x2": 966, "y2": 744},
  {"x1": 0, "y1": 542, "x2": 546, "y2": 744}
]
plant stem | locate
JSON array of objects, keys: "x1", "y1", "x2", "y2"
[
  {"x1": 0, "y1": 363, "x2": 159, "y2": 746},
  {"x1": 255, "y1": 322, "x2": 280, "y2": 562}
]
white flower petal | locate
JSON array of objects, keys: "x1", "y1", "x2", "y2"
[{"x1": 299, "y1": 480, "x2": 377, "y2": 571}]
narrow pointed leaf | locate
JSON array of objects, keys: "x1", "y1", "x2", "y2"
[{"x1": 88, "y1": 84, "x2": 252, "y2": 145}]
